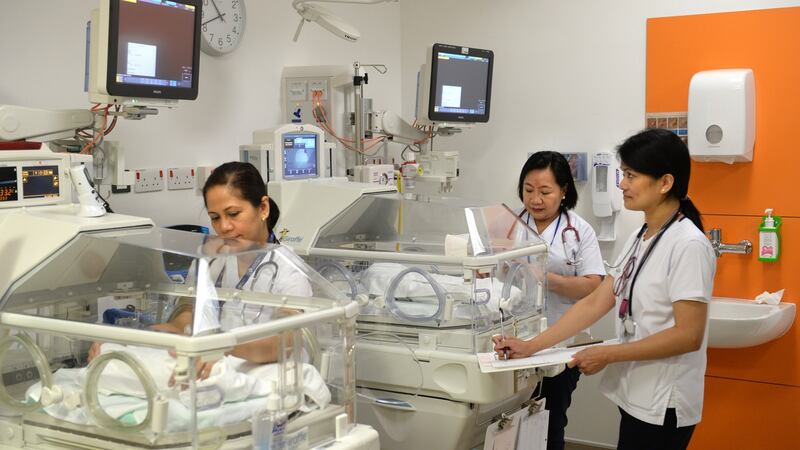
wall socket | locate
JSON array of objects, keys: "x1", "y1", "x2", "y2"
[
  {"x1": 167, "y1": 167, "x2": 196, "y2": 190},
  {"x1": 133, "y1": 168, "x2": 164, "y2": 193}
]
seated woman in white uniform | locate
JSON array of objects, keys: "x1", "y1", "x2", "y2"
[
  {"x1": 163, "y1": 161, "x2": 311, "y2": 374},
  {"x1": 515, "y1": 151, "x2": 605, "y2": 450},
  {"x1": 88, "y1": 161, "x2": 311, "y2": 372},
  {"x1": 496, "y1": 129, "x2": 716, "y2": 450},
  {"x1": 33, "y1": 162, "x2": 328, "y2": 432}
]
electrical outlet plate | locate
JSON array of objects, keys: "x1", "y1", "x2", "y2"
[
  {"x1": 133, "y1": 168, "x2": 164, "y2": 193},
  {"x1": 167, "y1": 167, "x2": 197, "y2": 190}
]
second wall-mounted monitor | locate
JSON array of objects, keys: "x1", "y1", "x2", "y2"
[
  {"x1": 89, "y1": 0, "x2": 202, "y2": 105},
  {"x1": 417, "y1": 43, "x2": 494, "y2": 125}
]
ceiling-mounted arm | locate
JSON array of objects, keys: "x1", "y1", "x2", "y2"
[{"x1": 291, "y1": 0, "x2": 396, "y2": 43}]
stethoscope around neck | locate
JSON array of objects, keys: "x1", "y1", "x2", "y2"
[
  {"x1": 214, "y1": 251, "x2": 280, "y2": 325},
  {"x1": 519, "y1": 209, "x2": 582, "y2": 270},
  {"x1": 612, "y1": 209, "x2": 681, "y2": 338}
]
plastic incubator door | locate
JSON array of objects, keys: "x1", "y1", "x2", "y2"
[{"x1": 0, "y1": 227, "x2": 375, "y2": 449}]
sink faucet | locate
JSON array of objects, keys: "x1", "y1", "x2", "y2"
[{"x1": 709, "y1": 228, "x2": 752, "y2": 257}]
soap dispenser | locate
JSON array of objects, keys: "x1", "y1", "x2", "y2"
[{"x1": 758, "y1": 208, "x2": 781, "y2": 262}]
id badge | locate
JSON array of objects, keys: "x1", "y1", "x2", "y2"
[{"x1": 622, "y1": 317, "x2": 637, "y2": 338}]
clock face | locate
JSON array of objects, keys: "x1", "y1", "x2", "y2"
[{"x1": 201, "y1": 0, "x2": 246, "y2": 56}]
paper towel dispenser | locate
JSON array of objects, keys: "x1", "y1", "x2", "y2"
[{"x1": 688, "y1": 69, "x2": 755, "y2": 164}]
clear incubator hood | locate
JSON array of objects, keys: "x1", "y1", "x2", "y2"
[
  {"x1": 0, "y1": 227, "x2": 366, "y2": 449},
  {"x1": 306, "y1": 193, "x2": 549, "y2": 353}
]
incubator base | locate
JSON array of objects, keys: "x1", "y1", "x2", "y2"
[
  {"x1": 0, "y1": 405, "x2": 379, "y2": 450},
  {"x1": 356, "y1": 385, "x2": 536, "y2": 450}
]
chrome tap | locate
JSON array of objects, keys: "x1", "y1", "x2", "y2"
[{"x1": 709, "y1": 228, "x2": 752, "y2": 257}]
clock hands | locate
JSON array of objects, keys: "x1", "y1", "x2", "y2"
[
  {"x1": 202, "y1": 12, "x2": 226, "y2": 26},
  {"x1": 209, "y1": 0, "x2": 226, "y2": 23}
]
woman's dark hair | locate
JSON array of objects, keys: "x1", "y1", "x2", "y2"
[
  {"x1": 517, "y1": 151, "x2": 578, "y2": 211},
  {"x1": 202, "y1": 162, "x2": 280, "y2": 240},
  {"x1": 617, "y1": 128, "x2": 703, "y2": 232}
]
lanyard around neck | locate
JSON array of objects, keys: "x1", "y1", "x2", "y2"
[
  {"x1": 626, "y1": 211, "x2": 681, "y2": 315},
  {"x1": 526, "y1": 211, "x2": 562, "y2": 247}
]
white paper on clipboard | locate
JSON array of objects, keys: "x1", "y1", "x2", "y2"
[
  {"x1": 517, "y1": 399, "x2": 548, "y2": 450},
  {"x1": 483, "y1": 413, "x2": 519, "y2": 450},
  {"x1": 483, "y1": 399, "x2": 549, "y2": 450},
  {"x1": 477, "y1": 339, "x2": 620, "y2": 373}
]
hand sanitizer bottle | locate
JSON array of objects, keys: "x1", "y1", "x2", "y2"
[
  {"x1": 252, "y1": 380, "x2": 287, "y2": 450},
  {"x1": 758, "y1": 208, "x2": 781, "y2": 262}
]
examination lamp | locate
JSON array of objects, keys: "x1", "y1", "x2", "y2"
[{"x1": 292, "y1": 0, "x2": 396, "y2": 43}]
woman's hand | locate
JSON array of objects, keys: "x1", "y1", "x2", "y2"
[
  {"x1": 168, "y1": 353, "x2": 219, "y2": 387},
  {"x1": 492, "y1": 335, "x2": 537, "y2": 359},
  {"x1": 87, "y1": 342, "x2": 102, "y2": 363},
  {"x1": 150, "y1": 321, "x2": 184, "y2": 334},
  {"x1": 568, "y1": 345, "x2": 612, "y2": 375}
]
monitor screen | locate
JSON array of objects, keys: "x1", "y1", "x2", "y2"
[
  {"x1": 106, "y1": 0, "x2": 200, "y2": 100},
  {"x1": 282, "y1": 133, "x2": 319, "y2": 180},
  {"x1": 0, "y1": 167, "x2": 18, "y2": 202},
  {"x1": 22, "y1": 165, "x2": 60, "y2": 200},
  {"x1": 427, "y1": 43, "x2": 493, "y2": 123}
]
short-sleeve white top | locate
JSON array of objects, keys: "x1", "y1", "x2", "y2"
[
  {"x1": 518, "y1": 209, "x2": 606, "y2": 327},
  {"x1": 599, "y1": 218, "x2": 716, "y2": 427},
  {"x1": 187, "y1": 247, "x2": 313, "y2": 332}
]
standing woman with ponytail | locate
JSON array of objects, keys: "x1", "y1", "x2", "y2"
[{"x1": 495, "y1": 129, "x2": 716, "y2": 450}]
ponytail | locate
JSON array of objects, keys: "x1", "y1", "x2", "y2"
[
  {"x1": 267, "y1": 197, "x2": 280, "y2": 242},
  {"x1": 679, "y1": 197, "x2": 703, "y2": 233}
]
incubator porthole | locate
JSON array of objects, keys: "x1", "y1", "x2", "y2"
[
  {"x1": 83, "y1": 351, "x2": 156, "y2": 432},
  {"x1": 0, "y1": 334, "x2": 53, "y2": 413}
]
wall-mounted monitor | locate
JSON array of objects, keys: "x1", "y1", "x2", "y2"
[
  {"x1": 417, "y1": 43, "x2": 494, "y2": 125},
  {"x1": 89, "y1": 0, "x2": 202, "y2": 104}
]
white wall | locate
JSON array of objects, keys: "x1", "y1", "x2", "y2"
[
  {"x1": 0, "y1": 0, "x2": 403, "y2": 228},
  {"x1": 398, "y1": 0, "x2": 800, "y2": 447}
]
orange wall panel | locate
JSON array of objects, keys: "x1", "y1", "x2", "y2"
[
  {"x1": 690, "y1": 377, "x2": 800, "y2": 450},
  {"x1": 647, "y1": 8, "x2": 800, "y2": 217},
  {"x1": 647, "y1": 8, "x2": 800, "y2": 448}
]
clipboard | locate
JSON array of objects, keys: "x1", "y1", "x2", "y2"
[
  {"x1": 483, "y1": 399, "x2": 548, "y2": 450},
  {"x1": 477, "y1": 339, "x2": 619, "y2": 373}
]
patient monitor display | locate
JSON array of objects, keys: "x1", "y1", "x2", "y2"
[
  {"x1": 282, "y1": 133, "x2": 319, "y2": 179},
  {"x1": 22, "y1": 165, "x2": 60, "y2": 200},
  {"x1": 0, "y1": 167, "x2": 18, "y2": 202},
  {"x1": 98, "y1": 0, "x2": 201, "y2": 100},
  {"x1": 424, "y1": 43, "x2": 493, "y2": 123},
  {"x1": 0, "y1": 162, "x2": 63, "y2": 208}
]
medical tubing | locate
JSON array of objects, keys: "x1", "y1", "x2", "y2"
[
  {"x1": 0, "y1": 333, "x2": 54, "y2": 412},
  {"x1": 356, "y1": 331, "x2": 424, "y2": 398},
  {"x1": 301, "y1": 327, "x2": 322, "y2": 367},
  {"x1": 501, "y1": 262, "x2": 537, "y2": 310},
  {"x1": 83, "y1": 350, "x2": 157, "y2": 432},
  {"x1": 316, "y1": 261, "x2": 360, "y2": 300},
  {"x1": 384, "y1": 267, "x2": 447, "y2": 322}
]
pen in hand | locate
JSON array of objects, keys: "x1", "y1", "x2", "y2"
[{"x1": 498, "y1": 308, "x2": 509, "y2": 360}]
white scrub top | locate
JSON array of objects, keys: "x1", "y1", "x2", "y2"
[
  {"x1": 599, "y1": 218, "x2": 716, "y2": 427},
  {"x1": 187, "y1": 248, "x2": 313, "y2": 332},
  {"x1": 518, "y1": 209, "x2": 606, "y2": 328}
]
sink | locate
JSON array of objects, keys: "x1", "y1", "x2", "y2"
[{"x1": 707, "y1": 297, "x2": 796, "y2": 348}]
